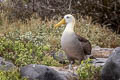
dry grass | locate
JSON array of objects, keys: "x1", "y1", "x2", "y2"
[
  {"x1": 75, "y1": 17, "x2": 120, "y2": 48},
  {"x1": 0, "y1": 14, "x2": 120, "y2": 48}
]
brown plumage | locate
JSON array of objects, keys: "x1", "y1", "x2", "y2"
[{"x1": 76, "y1": 34, "x2": 91, "y2": 55}]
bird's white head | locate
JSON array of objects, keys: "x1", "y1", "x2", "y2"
[
  {"x1": 55, "y1": 14, "x2": 75, "y2": 28},
  {"x1": 64, "y1": 14, "x2": 75, "y2": 24}
]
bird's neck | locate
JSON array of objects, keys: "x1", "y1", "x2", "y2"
[{"x1": 64, "y1": 22, "x2": 75, "y2": 33}]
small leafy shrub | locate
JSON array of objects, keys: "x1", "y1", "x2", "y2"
[
  {"x1": 0, "y1": 37, "x2": 44, "y2": 66},
  {"x1": 0, "y1": 36, "x2": 61, "y2": 67},
  {"x1": 4, "y1": 21, "x2": 63, "y2": 48},
  {"x1": 0, "y1": 68, "x2": 28, "y2": 80},
  {"x1": 76, "y1": 59, "x2": 101, "y2": 80},
  {"x1": 41, "y1": 55, "x2": 62, "y2": 67}
]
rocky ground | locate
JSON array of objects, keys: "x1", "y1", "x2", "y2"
[{"x1": 0, "y1": 46, "x2": 114, "y2": 80}]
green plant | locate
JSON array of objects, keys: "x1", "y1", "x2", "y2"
[
  {"x1": 76, "y1": 59, "x2": 101, "y2": 80},
  {"x1": 41, "y1": 55, "x2": 62, "y2": 67},
  {"x1": 0, "y1": 36, "x2": 61, "y2": 67},
  {"x1": 0, "y1": 68, "x2": 28, "y2": 80},
  {"x1": 0, "y1": 37, "x2": 42, "y2": 66}
]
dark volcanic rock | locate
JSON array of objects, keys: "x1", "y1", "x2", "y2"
[
  {"x1": 0, "y1": 57, "x2": 15, "y2": 71},
  {"x1": 20, "y1": 64, "x2": 78, "y2": 80},
  {"x1": 101, "y1": 47, "x2": 120, "y2": 80}
]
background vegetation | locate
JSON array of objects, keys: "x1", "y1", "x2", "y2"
[
  {"x1": 0, "y1": 0, "x2": 120, "y2": 80},
  {"x1": 0, "y1": 0, "x2": 120, "y2": 32}
]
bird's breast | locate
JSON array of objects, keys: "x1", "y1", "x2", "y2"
[{"x1": 61, "y1": 32, "x2": 77, "y2": 50}]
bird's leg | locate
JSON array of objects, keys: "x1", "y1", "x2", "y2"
[
  {"x1": 79, "y1": 58, "x2": 83, "y2": 64},
  {"x1": 69, "y1": 60, "x2": 76, "y2": 74},
  {"x1": 69, "y1": 61, "x2": 72, "y2": 71},
  {"x1": 68, "y1": 60, "x2": 74, "y2": 71}
]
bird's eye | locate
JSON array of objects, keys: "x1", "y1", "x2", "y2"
[{"x1": 66, "y1": 16, "x2": 69, "y2": 18}]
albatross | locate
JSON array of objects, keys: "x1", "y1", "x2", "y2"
[{"x1": 55, "y1": 14, "x2": 92, "y2": 69}]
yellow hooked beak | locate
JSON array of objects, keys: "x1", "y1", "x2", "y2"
[{"x1": 54, "y1": 19, "x2": 66, "y2": 28}]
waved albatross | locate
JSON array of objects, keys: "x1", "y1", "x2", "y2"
[{"x1": 55, "y1": 14, "x2": 92, "y2": 69}]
